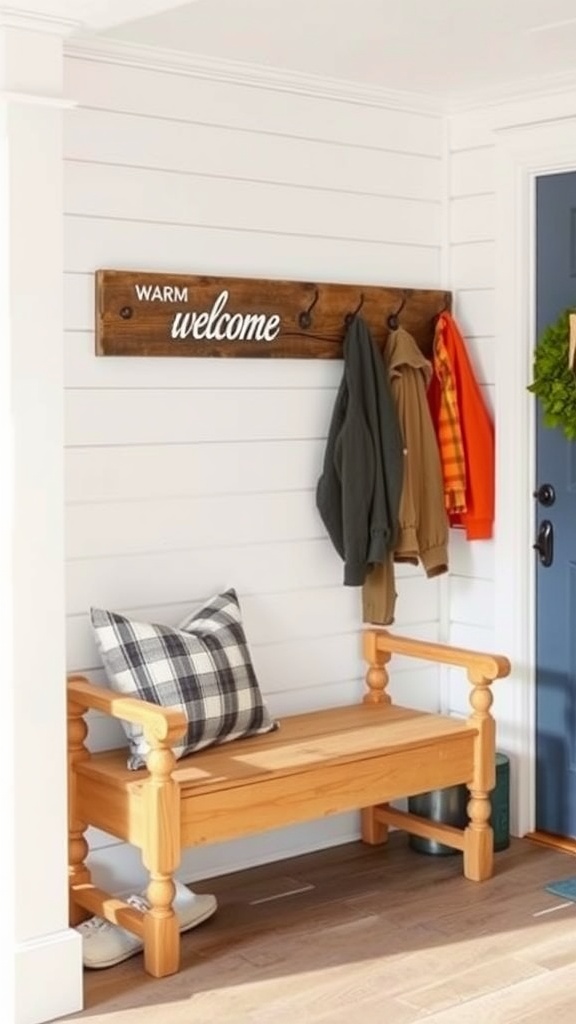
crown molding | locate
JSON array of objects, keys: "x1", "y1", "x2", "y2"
[
  {"x1": 64, "y1": 31, "x2": 576, "y2": 118},
  {"x1": 0, "y1": 5, "x2": 81, "y2": 34},
  {"x1": 65, "y1": 36, "x2": 444, "y2": 116},
  {"x1": 0, "y1": 1, "x2": 190, "y2": 34},
  {"x1": 448, "y1": 67, "x2": 576, "y2": 114}
]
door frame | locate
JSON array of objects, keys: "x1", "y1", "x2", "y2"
[{"x1": 495, "y1": 119, "x2": 576, "y2": 837}]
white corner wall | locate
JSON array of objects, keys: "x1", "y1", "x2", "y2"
[
  {"x1": 62, "y1": 50, "x2": 446, "y2": 891},
  {"x1": 446, "y1": 116, "x2": 497, "y2": 718},
  {"x1": 2, "y1": 22, "x2": 83, "y2": 1024}
]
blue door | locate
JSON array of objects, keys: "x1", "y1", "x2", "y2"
[{"x1": 535, "y1": 171, "x2": 576, "y2": 838}]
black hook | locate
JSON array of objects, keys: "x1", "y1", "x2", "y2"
[
  {"x1": 437, "y1": 291, "x2": 451, "y2": 316},
  {"x1": 344, "y1": 293, "x2": 365, "y2": 329},
  {"x1": 387, "y1": 290, "x2": 411, "y2": 330},
  {"x1": 298, "y1": 289, "x2": 319, "y2": 330}
]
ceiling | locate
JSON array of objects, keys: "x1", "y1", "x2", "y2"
[{"x1": 99, "y1": 0, "x2": 576, "y2": 101}]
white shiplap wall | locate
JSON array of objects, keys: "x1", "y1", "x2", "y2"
[
  {"x1": 63, "y1": 52, "x2": 445, "y2": 890},
  {"x1": 446, "y1": 116, "x2": 497, "y2": 716}
]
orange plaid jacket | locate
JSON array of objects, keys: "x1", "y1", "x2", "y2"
[
  {"x1": 428, "y1": 312, "x2": 494, "y2": 541},
  {"x1": 432, "y1": 321, "x2": 467, "y2": 513}
]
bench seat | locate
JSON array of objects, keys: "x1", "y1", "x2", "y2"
[{"x1": 75, "y1": 702, "x2": 477, "y2": 847}]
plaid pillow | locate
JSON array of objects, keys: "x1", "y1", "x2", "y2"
[{"x1": 90, "y1": 589, "x2": 277, "y2": 770}]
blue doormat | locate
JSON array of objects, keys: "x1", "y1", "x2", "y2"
[{"x1": 545, "y1": 877, "x2": 576, "y2": 901}]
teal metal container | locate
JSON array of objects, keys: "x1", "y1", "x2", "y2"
[
  {"x1": 408, "y1": 783, "x2": 468, "y2": 856},
  {"x1": 408, "y1": 752, "x2": 510, "y2": 855},
  {"x1": 491, "y1": 752, "x2": 510, "y2": 852}
]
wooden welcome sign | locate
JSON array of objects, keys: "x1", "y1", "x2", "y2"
[{"x1": 96, "y1": 270, "x2": 450, "y2": 359}]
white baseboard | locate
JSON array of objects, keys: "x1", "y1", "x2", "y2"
[{"x1": 16, "y1": 928, "x2": 83, "y2": 1024}]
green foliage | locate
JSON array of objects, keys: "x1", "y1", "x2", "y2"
[{"x1": 528, "y1": 308, "x2": 576, "y2": 440}]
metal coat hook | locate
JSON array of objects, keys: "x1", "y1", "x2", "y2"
[
  {"x1": 436, "y1": 291, "x2": 451, "y2": 317},
  {"x1": 387, "y1": 289, "x2": 411, "y2": 331},
  {"x1": 298, "y1": 289, "x2": 319, "y2": 330},
  {"x1": 344, "y1": 293, "x2": 365, "y2": 329}
]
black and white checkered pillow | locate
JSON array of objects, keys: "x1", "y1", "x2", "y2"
[{"x1": 90, "y1": 589, "x2": 277, "y2": 770}]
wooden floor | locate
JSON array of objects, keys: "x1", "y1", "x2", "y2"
[{"x1": 68, "y1": 833, "x2": 576, "y2": 1023}]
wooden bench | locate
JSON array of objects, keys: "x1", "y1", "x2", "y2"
[{"x1": 67, "y1": 629, "x2": 510, "y2": 978}]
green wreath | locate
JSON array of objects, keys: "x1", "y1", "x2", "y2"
[{"x1": 528, "y1": 308, "x2": 576, "y2": 440}]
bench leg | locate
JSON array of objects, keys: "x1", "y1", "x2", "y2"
[
  {"x1": 361, "y1": 805, "x2": 389, "y2": 845},
  {"x1": 463, "y1": 789, "x2": 494, "y2": 881},
  {"x1": 464, "y1": 670, "x2": 496, "y2": 882},
  {"x1": 69, "y1": 835, "x2": 92, "y2": 926},
  {"x1": 68, "y1": 698, "x2": 92, "y2": 925},
  {"x1": 143, "y1": 876, "x2": 180, "y2": 978},
  {"x1": 142, "y1": 743, "x2": 181, "y2": 977}
]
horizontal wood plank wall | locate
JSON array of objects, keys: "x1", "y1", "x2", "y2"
[
  {"x1": 447, "y1": 115, "x2": 497, "y2": 717},
  {"x1": 63, "y1": 52, "x2": 444, "y2": 890}
]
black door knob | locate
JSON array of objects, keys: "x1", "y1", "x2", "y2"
[{"x1": 534, "y1": 483, "x2": 556, "y2": 507}]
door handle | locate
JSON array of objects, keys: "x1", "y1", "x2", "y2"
[{"x1": 533, "y1": 519, "x2": 554, "y2": 567}]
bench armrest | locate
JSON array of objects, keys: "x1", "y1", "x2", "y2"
[
  {"x1": 362, "y1": 629, "x2": 508, "y2": 809},
  {"x1": 362, "y1": 628, "x2": 509, "y2": 709},
  {"x1": 365, "y1": 630, "x2": 510, "y2": 681},
  {"x1": 67, "y1": 674, "x2": 187, "y2": 746}
]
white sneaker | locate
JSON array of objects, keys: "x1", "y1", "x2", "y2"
[{"x1": 78, "y1": 881, "x2": 218, "y2": 969}]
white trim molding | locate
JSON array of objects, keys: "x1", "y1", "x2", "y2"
[
  {"x1": 495, "y1": 118, "x2": 576, "y2": 837},
  {"x1": 16, "y1": 929, "x2": 83, "y2": 1024},
  {"x1": 65, "y1": 36, "x2": 444, "y2": 115},
  {"x1": 1, "y1": 22, "x2": 83, "y2": 1023},
  {"x1": 449, "y1": 68, "x2": 576, "y2": 115},
  {"x1": 0, "y1": 0, "x2": 186, "y2": 35},
  {"x1": 64, "y1": 31, "x2": 576, "y2": 120},
  {"x1": 0, "y1": 4, "x2": 80, "y2": 34}
]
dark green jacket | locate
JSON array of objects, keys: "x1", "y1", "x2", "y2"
[{"x1": 316, "y1": 317, "x2": 404, "y2": 585}]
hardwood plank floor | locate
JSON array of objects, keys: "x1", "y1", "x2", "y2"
[{"x1": 65, "y1": 834, "x2": 576, "y2": 1023}]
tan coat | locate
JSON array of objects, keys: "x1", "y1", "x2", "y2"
[{"x1": 363, "y1": 327, "x2": 448, "y2": 625}]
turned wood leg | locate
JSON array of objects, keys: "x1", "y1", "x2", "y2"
[
  {"x1": 142, "y1": 740, "x2": 181, "y2": 977},
  {"x1": 361, "y1": 805, "x2": 389, "y2": 846},
  {"x1": 464, "y1": 789, "x2": 494, "y2": 881},
  {"x1": 362, "y1": 632, "x2": 392, "y2": 705},
  {"x1": 144, "y1": 876, "x2": 179, "y2": 977},
  {"x1": 464, "y1": 670, "x2": 496, "y2": 882},
  {"x1": 68, "y1": 698, "x2": 92, "y2": 925}
]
